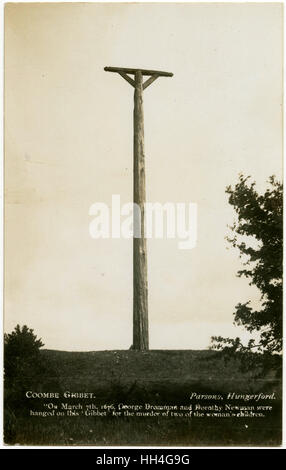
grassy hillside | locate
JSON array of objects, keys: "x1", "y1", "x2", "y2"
[{"x1": 4, "y1": 349, "x2": 282, "y2": 446}]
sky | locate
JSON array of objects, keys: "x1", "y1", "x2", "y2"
[{"x1": 4, "y1": 2, "x2": 283, "y2": 350}]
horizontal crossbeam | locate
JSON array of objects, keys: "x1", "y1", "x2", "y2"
[{"x1": 104, "y1": 66, "x2": 173, "y2": 77}]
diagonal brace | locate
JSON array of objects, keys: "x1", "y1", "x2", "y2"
[
  {"x1": 118, "y1": 71, "x2": 135, "y2": 87},
  {"x1": 143, "y1": 74, "x2": 160, "y2": 90}
]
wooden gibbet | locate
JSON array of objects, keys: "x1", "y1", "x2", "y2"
[{"x1": 104, "y1": 66, "x2": 173, "y2": 350}]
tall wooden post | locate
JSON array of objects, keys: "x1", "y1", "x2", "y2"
[
  {"x1": 104, "y1": 66, "x2": 173, "y2": 350},
  {"x1": 133, "y1": 70, "x2": 148, "y2": 349}
]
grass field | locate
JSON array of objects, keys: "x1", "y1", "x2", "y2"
[{"x1": 4, "y1": 349, "x2": 282, "y2": 446}]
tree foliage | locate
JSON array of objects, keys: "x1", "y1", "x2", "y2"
[
  {"x1": 4, "y1": 324, "x2": 44, "y2": 384},
  {"x1": 4, "y1": 325, "x2": 60, "y2": 443},
  {"x1": 5, "y1": 324, "x2": 44, "y2": 357},
  {"x1": 211, "y1": 175, "x2": 282, "y2": 369}
]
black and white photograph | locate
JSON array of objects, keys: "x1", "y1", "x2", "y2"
[{"x1": 3, "y1": 1, "x2": 283, "y2": 447}]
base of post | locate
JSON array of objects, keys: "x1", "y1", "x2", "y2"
[{"x1": 129, "y1": 344, "x2": 149, "y2": 351}]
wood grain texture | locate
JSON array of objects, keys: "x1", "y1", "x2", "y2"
[{"x1": 133, "y1": 71, "x2": 149, "y2": 350}]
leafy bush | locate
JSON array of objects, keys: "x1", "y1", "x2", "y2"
[
  {"x1": 4, "y1": 325, "x2": 60, "y2": 443},
  {"x1": 4, "y1": 325, "x2": 44, "y2": 386}
]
